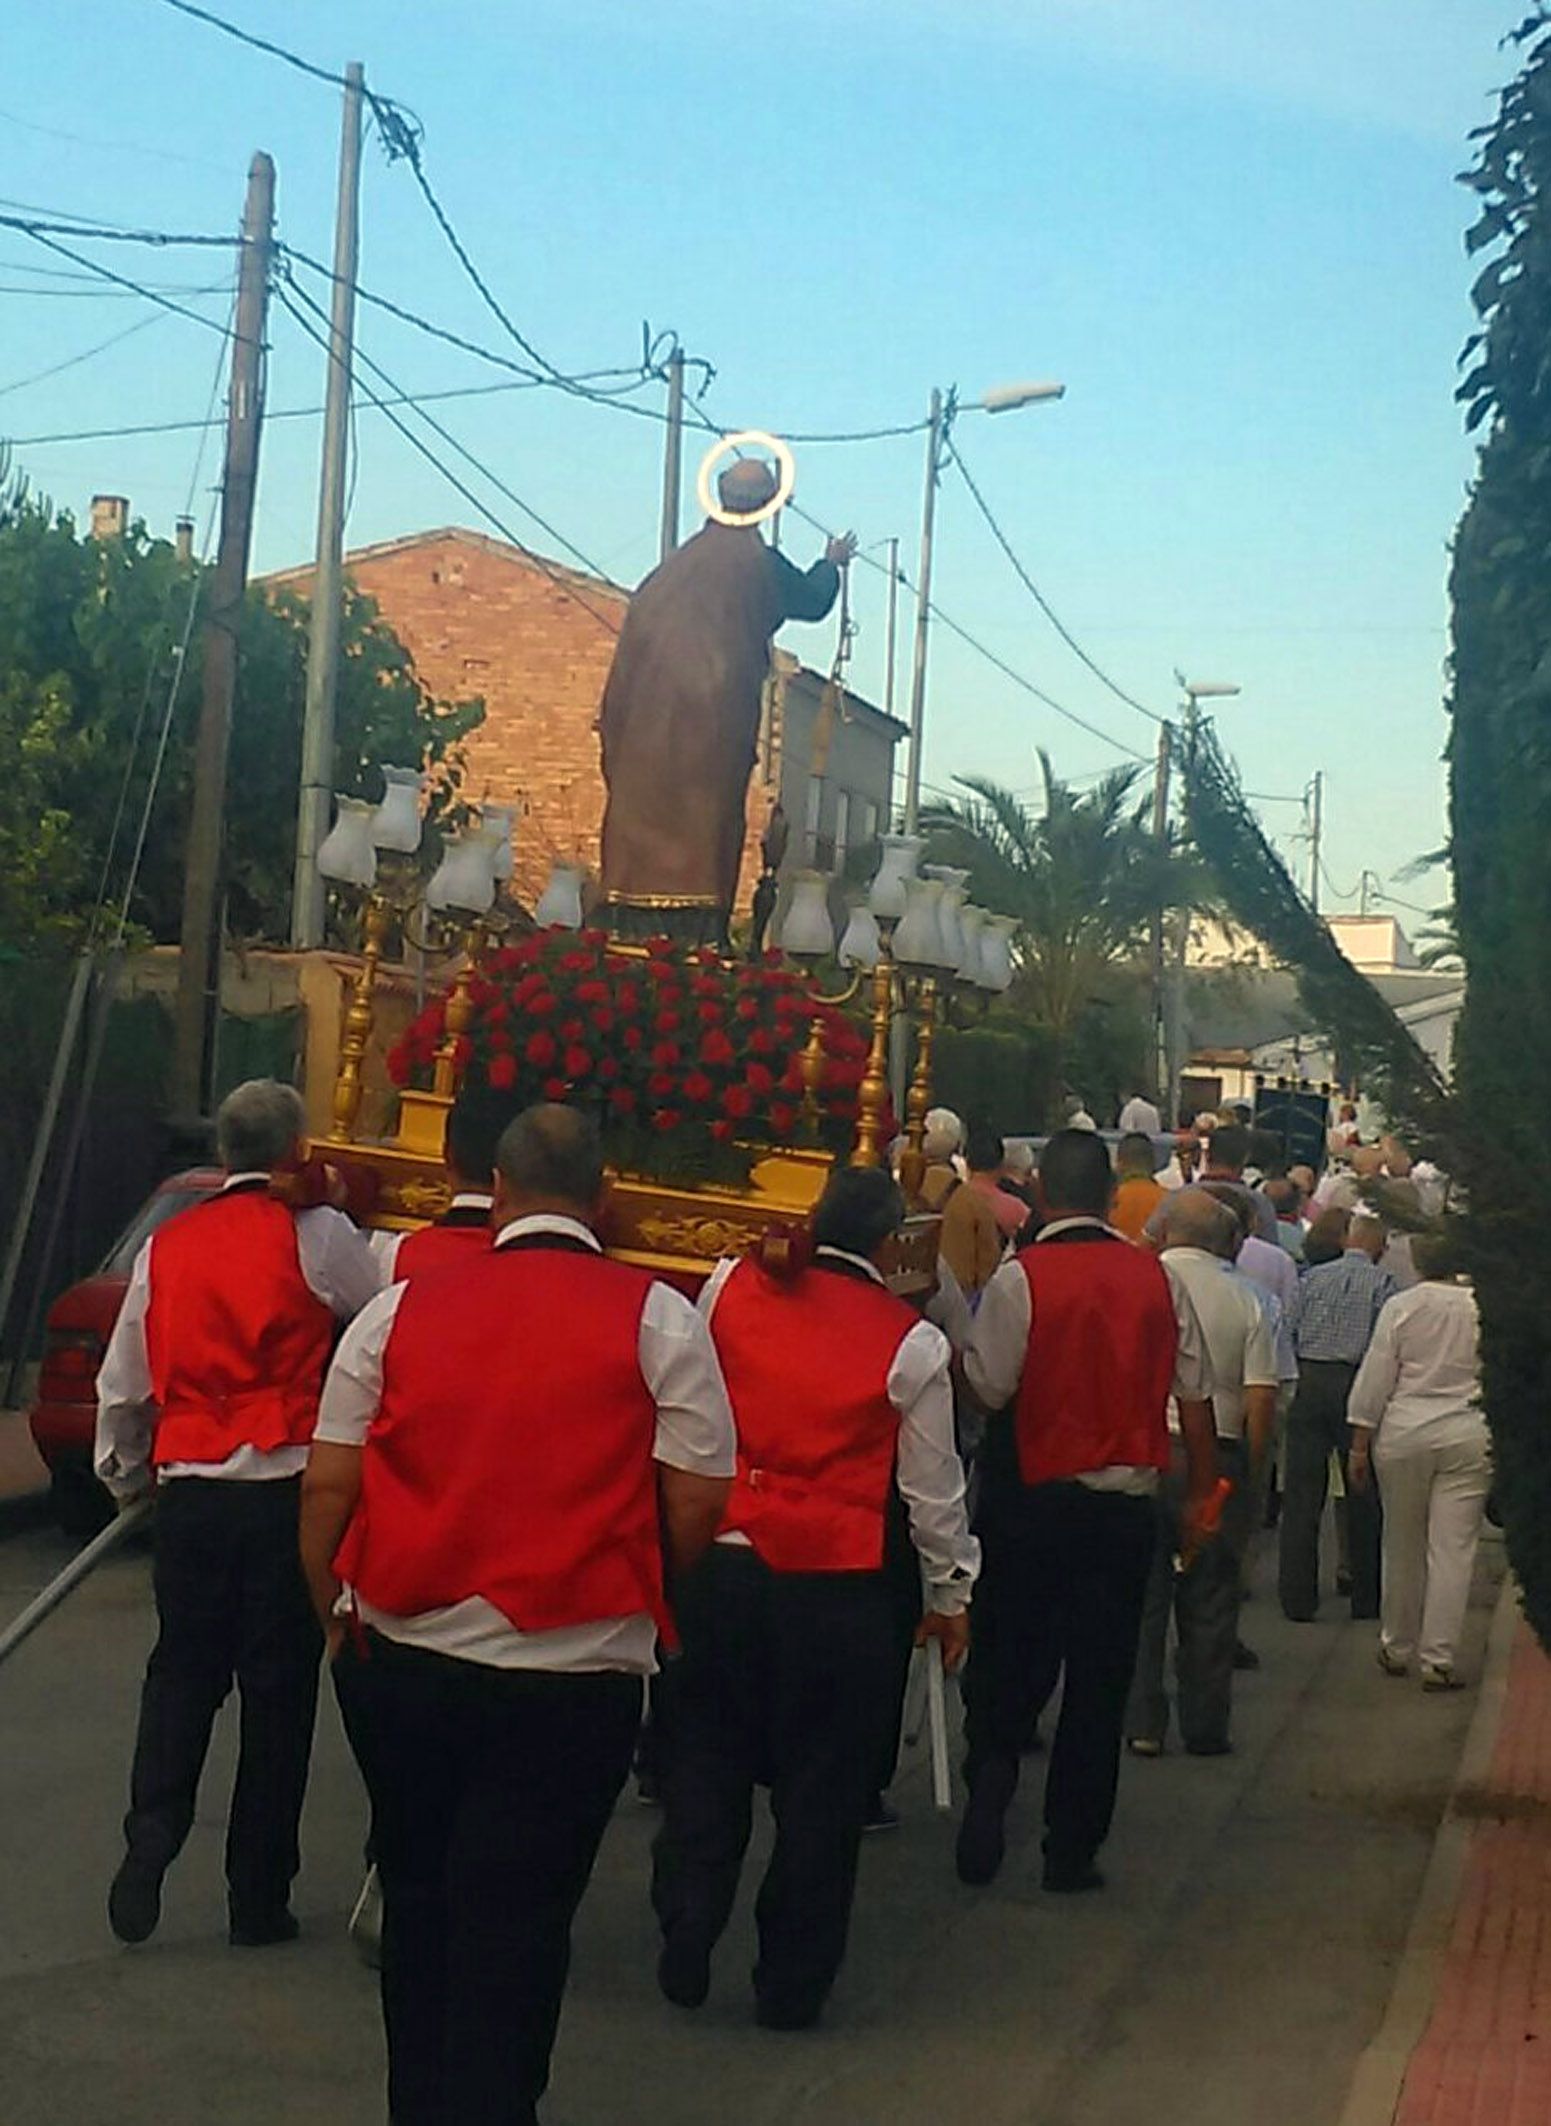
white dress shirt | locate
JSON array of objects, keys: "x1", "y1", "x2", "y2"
[
  {"x1": 964, "y1": 1217, "x2": 1214, "y2": 1495},
  {"x1": 1348, "y1": 1281, "x2": 1488, "y2": 1453},
  {"x1": 314, "y1": 1213, "x2": 736, "y2": 1675},
  {"x1": 1158, "y1": 1247, "x2": 1279, "y2": 1440},
  {"x1": 1119, "y1": 1096, "x2": 1163, "y2": 1137},
  {"x1": 1234, "y1": 1233, "x2": 1299, "y2": 1382},
  {"x1": 94, "y1": 1173, "x2": 383, "y2": 1500},
  {"x1": 367, "y1": 1192, "x2": 495, "y2": 1280},
  {"x1": 698, "y1": 1248, "x2": 980, "y2": 1614}
]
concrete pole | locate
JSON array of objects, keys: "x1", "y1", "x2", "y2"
[
  {"x1": 1165, "y1": 698, "x2": 1198, "y2": 1126},
  {"x1": 902, "y1": 388, "x2": 944, "y2": 833},
  {"x1": 659, "y1": 347, "x2": 685, "y2": 562},
  {"x1": 1149, "y1": 719, "x2": 1173, "y2": 1110},
  {"x1": 1308, "y1": 769, "x2": 1324, "y2": 913},
  {"x1": 291, "y1": 62, "x2": 365, "y2": 950},
  {"x1": 883, "y1": 535, "x2": 900, "y2": 723},
  {"x1": 171, "y1": 152, "x2": 275, "y2": 1122}
]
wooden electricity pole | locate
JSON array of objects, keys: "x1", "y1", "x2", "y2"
[{"x1": 171, "y1": 151, "x2": 275, "y2": 1122}]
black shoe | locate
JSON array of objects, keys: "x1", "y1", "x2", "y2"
[
  {"x1": 1184, "y1": 1739, "x2": 1233, "y2": 1758},
  {"x1": 108, "y1": 1857, "x2": 164, "y2": 1945},
  {"x1": 1043, "y1": 1857, "x2": 1105, "y2": 1895},
  {"x1": 956, "y1": 1755, "x2": 1017, "y2": 1887},
  {"x1": 862, "y1": 1795, "x2": 900, "y2": 1833},
  {"x1": 228, "y1": 1909, "x2": 300, "y2": 1948},
  {"x1": 754, "y1": 1992, "x2": 823, "y2": 2031},
  {"x1": 1233, "y1": 1640, "x2": 1261, "y2": 1672},
  {"x1": 657, "y1": 1936, "x2": 711, "y2": 2010}
]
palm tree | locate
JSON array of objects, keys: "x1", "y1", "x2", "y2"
[{"x1": 921, "y1": 752, "x2": 1197, "y2": 1057}]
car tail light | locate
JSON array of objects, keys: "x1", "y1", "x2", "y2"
[{"x1": 43, "y1": 1327, "x2": 105, "y2": 1384}]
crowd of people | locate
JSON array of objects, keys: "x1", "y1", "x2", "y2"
[{"x1": 89, "y1": 1077, "x2": 1488, "y2": 2125}]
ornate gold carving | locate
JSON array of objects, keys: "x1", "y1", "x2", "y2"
[
  {"x1": 849, "y1": 953, "x2": 894, "y2": 1169},
  {"x1": 382, "y1": 1175, "x2": 452, "y2": 1221},
  {"x1": 634, "y1": 1213, "x2": 755, "y2": 1259},
  {"x1": 329, "y1": 892, "x2": 393, "y2": 1144}
]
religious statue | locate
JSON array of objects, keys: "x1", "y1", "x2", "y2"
[{"x1": 596, "y1": 455, "x2": 855, "y2": 944}]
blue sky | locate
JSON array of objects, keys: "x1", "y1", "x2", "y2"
[{"x1": 0, "y1": 1, "x2": 1518, "y2": 920}]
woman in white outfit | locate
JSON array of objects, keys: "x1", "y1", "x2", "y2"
[{"x1": 1348, "y1": 1234, "x2": 1490, "y2": 1690}]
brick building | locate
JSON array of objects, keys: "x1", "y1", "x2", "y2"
[{"x1": 262, "y1": 527, "x2": 904, "y2": 917}]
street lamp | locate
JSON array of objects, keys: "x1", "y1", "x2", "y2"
[{"x1": 901, "y1": 378, "x2": 1067, "y2": 834}]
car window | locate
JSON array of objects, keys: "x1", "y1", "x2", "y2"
[{"x1": 102, "y1": 1184, "x2": 220, "y2": 1275}]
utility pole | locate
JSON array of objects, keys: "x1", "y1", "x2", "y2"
[
  {"x1": 1163, "y1": 697, "x2": 1198, "y2": 1127},
  {"x1": 1307, "y1": 769, "x2": 1324, "y2": 912},
  {"x1": 291, "y1": 62, "x2": 364, "y2": 950},
  {"x1": 171, "y1": 151, "x2": 275, "y2": 1122},
  {"x1": 659, "y1": 346, "x2": 685, "y2": 562},
  {"x1": 882, "y1": 535, "x2": 900, "y2": 723},
  {"x1": 1149, "y1": 719, "x2": 1173, "y2": 1110},
  {"x1": 903, "y1": 388, "x2": 949, "y2": 833}
]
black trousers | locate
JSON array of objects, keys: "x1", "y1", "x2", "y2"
[
  {"x1": 1278, "y1": 1358, "x2": 1381, "y2": 1620},
  {"x1": 334, "y1": 1633, "x2": 639, "y2": 2126},
  {"x1": 963, "y1": 1477, "x2": 1156, "y2": 1870},
  {"x1": 651, "y1": 1545, "x2": 895, "y2": 2016},
  {"x1": 1126, "y1": 1439, "x2": 1248, "y2": 1752},
  {"x1": 871, "y1": 1488, "x2": 923, "y2": 1800},
  {"x1": 122, "y1": 1475, "x2": 320, "y2": 1924}
]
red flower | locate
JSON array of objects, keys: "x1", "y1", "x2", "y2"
[
  {"x1": 681, "y1": 1071, "x2": 714, "y2": 1105},
  {"x1": 564, "y1": 1045, "x2": 593, "y2": 1079},
  {"x1": 598, "y1": 1054, "x2": 621, "y2": 1083},
  {"x1": 525, "y1": 1031, "x2": 558, "y2": 1069},
  {"x1": 653, "y1": 1108, "x2": 683, "y2": 1132},
  {"x1": 654, "y1": 1009, "x2": 682, "y2": 1033},
  {"x1": 700, "y1": 1029, "x2": 735, "y2": 1067},
  {"x1": 561, "y1": 1017, "x2": 586, "y2": 1044},
  {"x1": 697, "y1": 1001, "x2": 723, "y2": 1025},
  {"x1": 615, "y1": 985, "x2": 641, "y2": 1016},
  {"x1": 622, "y1": 1024, "x2": 644, "y2": 1052},
  {"x1": 486, "y1": 1029, "x2": 513, "y2": 1054},
  {"x1": 484, "y1": 1002, "x2": 509, "y2": 1027},
  {"x1": 608, "y1": 1086, "x2": 637, "y2": 1115},
  {"x1": 745, "y1": 1063, "x2": 775, "y2": 1096},
  {"x1": 722, "y1": 1084, "x2": 754, "y2": 1120},
  {"x1": 527, "y1": 990, "x2": 558, "y2": 1017},
  {"x1": 709, "y1": 1120, "x2": 734, "y2": 1143},
  {"x1": 590, "y1": 1006, "x2": 615, "y2": 1035},
  {"x1": 748, "y1": 1027, "x2": 776, "y2": 1056},
  {"x1": 650, "y1": 1040, "x2": 681, "y2": 1070},
  {"x1": 735, "y1": 997, "x2": 759, "y2": 1021},
  {"x1": 574, "y1": 980, "x2": 610, "y2": 1004},
  {"x1": 582, "y1": 927, "x2": 610, "y2": 947},
  {"x1": 689, "y1": 974, "x2": 721, "y2": 999},
  {"x1": 559, "y1": 949, "x2": 595, "y2": 974},
  {"x1": 513, "y1": 973, "x2": 546, "y2": 1007},
  {"x1": 543, "y1": 1076, "x2": 568, "y2": 1100},
  {"x1": 487, "y1": 1052, "x2": 518, "y2": 1091},
  {"x1": 780, "y1": 1060, "x2": 805, "y2": 1095},
  {"x1": 769, "y1": 1102, "x2": 796, "y2": 1134},
  {"x1": 647, "y1": 1071, "x2": 676, "y2": 1100}
]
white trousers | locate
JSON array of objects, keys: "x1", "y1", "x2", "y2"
[{"x1": 1374, "y1": 1432, "x2": 1491, "y2": 1671}]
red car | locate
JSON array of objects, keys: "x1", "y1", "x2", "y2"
[{"x1": 29, "y1": 1168, "x2": 222, "y2": 1534}]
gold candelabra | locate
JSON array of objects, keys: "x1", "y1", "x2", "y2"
[
  {"x1": 329, "y1": 893, "x2": 394, "y2": 1143},
  {"x1": 849, "y1": 954, "x2": 896, "y2": 1169}
]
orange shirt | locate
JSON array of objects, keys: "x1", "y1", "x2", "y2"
[{"x1": 1111, "y1": 1174, "x2": 1164, "y2": 1243}]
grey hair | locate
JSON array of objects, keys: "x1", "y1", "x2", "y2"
[
  {"x1": 923, "y1": 1107, "x2": 964, "y2": 1163},
  {"x1": 1003, "y1": 1139, "x2": 1035, "y2": 1177},
  {"x1": 215, "y1": 1079, "x2": 307, "y2": 1173},
  {"x1": 497, "y1": 1102, "x2": 604, "y2": 1208},
  {"x1": 1154, "y1": 1186, "x2": 1239, "y2": 1260}
]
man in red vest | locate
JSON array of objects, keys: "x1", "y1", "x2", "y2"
[
  {"x1": 369, "y1": 1086, "x2": 513, "y2": 1282},
  {"x1": 94, "y1": 1078, "x2": 383, "y2": 1948},
  {"x1": 958, "y1": 1128, "x2": 1218, "y2": 1892},
  {"x1": 651, "y1": 1165, "x2": 979, "y2": 2031},
  {"x1": 300, "y1": 1103, "x2": 735, "y2": 2126}
]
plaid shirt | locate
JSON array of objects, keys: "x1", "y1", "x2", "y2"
[{"x1": 1290, "y1": 1249, "x2": 1398, "y2": 1365}]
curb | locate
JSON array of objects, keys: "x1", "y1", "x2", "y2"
[{"x1": 1334, "y1": 1569, "x2": 1521, "y2": 2126}]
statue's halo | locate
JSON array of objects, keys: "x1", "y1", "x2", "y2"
[{"x1": 696, "y1": 430, "x2": 796, "y2": 527}]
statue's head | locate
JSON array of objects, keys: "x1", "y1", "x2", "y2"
[{"x1": 718, "y1": 458, "x2": 779, "y2": 517}]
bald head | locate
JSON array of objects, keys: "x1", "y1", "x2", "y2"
[
  {"x1": 718, "y1": 459, "x2": 778, "y2": 515},
  {"x1": 1153, "y1": 1186, "x2": 1239, "y2": 1261},
  {"x1": 494, "y1": 1103, "x2": 605, "y2": 1225}
]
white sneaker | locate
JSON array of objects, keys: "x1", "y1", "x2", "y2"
[{"x1": 1421, "y1": 1664, "x2": 1465, "y2": 1692}]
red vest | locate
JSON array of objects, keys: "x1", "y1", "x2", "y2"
[
  {"x1": 334, "y1": 1243, "x2": 668, "y2": 1637},
  {"x1": 1013, "y1": 1236, "x2": 1178, "y2": 1488},
  {"x1": 145, "y1": 1187, "x2": 333, "y2": 1467},
  {"x1": 712, "y1": 1257, "x2": 909, "y2": 1573},
  {"x1": 393, "y1": 1215, "x2": 493, "y2": 1281}
]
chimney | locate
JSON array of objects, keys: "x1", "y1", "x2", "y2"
[
  {"x1": 89, "y1": 494, "x2": 129, "y2": 542},
  {"x1": 174, "y1": 516, "x2": 195, "y2": 565}
]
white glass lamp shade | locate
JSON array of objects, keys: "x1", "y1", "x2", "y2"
[
  {"x1": 934, "y1": 882, "x2": 968, "y2": 971},
  {"x1": 316, "y1": 796, "x2": 378, "y2": 888},
  {"x1": 426, "y1": 829, "x2": 497, "y2": 915},
  {"x1": 481, "y1": 804, "x2": 516, "y2": 883},
  {"x1": 371, "y1": 765, "x2": 425, "y2": 853},
  {"x1": 893, "y1": 877, "x2": 947, "y2": 969},
  {"x1": 980, "y1": 914, "x2": 1018, "y2": 994},
  {"x1": 837, "y1": 902, "x2": 881, "y2": 970},
  {"x1": 956, "y1": 905, "x2": 988, "y2": 984},
  {"x1": 867, "y1": 833, "x2": 923, "y2": 921},
  {"x1": 534, "y1": 860, "x2": 586, "y2": 931},
  {"x1": 780, "y1": 870, "x2": 836, "y2": 959}
]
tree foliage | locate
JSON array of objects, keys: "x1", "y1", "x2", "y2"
[
  {"x1": 1447, "y1": 6, "x2": 1551, "y2": 1643},
  {"x1": 0, "y1": 501, "x2": 484, "y2": 949},
  {"x1": 921, "y1": 752, "x2": 1186, "y2": 1112}
]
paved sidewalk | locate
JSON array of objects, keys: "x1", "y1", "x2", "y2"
[
  {"x1": 0, "y1": 1404, "x2": 49, "y2": 1527},
  {"x1": 1388, "y1": 1606, "x2": 1551, "y2": 2125}
]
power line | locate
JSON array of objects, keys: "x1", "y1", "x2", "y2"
[
  {"x1": 0, "y1": 207, "x2": 237, "y2": 249},
  {"x1": 15, "y1": 226, "x2": 235, "y2": 338},
  {"x1": 947, "y1": 439, "x2": 1166, "y2": 727},
  {"x1": 146, "y1": 0, "x2": 347, "y2": 89}
]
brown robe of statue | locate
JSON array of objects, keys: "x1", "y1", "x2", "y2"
[{"x1": 597, "y1": 521, "x2": 839, "y2": 932}]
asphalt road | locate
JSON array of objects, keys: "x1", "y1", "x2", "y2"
[{"x1": 0, "y1": 1517, "x2": 1503, "y2": 2126}]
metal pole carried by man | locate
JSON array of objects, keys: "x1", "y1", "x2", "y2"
[
  {"x1": 300, "y1": 1104, "x2": 735, "y2": 2126},
  {"x1": 95, "y1": 1080, "x2": 382, "y2": 1948}
]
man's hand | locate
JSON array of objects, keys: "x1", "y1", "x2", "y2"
[
  {"x1": 1348, "y1": 1433, "x2": 1373, "y2": 1492},
  {"x1": 271, "y1": 1159, "x2": 349, "y2": 1211},
  {"x1": 916, "y1": 1608, "x2": 970, "y2": 1674},
  {"x1": 825, "y1": 531, "x2": 858, "y2": 568}
]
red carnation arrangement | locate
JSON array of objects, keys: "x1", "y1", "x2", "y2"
[{"x1": 387, "y1": 928, "x2": 882, "y2": 1184}]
